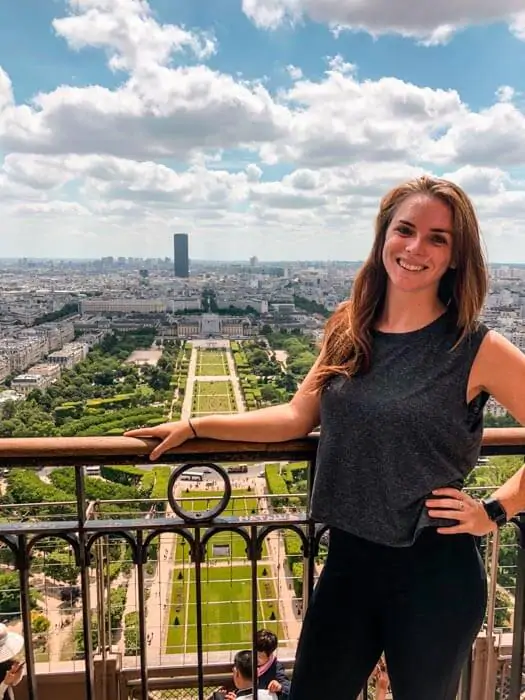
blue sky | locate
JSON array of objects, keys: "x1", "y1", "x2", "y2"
[{"x1": 1, "y1": 0, "x2": 525, "y2": 260}]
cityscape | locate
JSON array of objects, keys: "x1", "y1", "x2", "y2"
[{"x1": 0, "y1": 245, "x2": 524, "y2": 698}]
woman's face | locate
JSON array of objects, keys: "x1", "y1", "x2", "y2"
[{"x1": 382, "y1": 194, "x2": 454, "y2": 296}]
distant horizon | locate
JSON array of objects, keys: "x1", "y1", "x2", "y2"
[{"x1": 1, "y1": 257, "x2": 525, "y2": 267}]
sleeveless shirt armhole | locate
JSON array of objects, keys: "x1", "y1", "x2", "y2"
[{"x1": 465, "y1": 322, "x2": 491, "y2": 424}]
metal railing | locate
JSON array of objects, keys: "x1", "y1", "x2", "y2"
[{"x1": 0, "y1": 429, "x2": 524, "y2": 700}]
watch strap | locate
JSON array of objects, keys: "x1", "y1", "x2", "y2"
[{"x1": 481, "y1": 497, "x2": 507, "y2": 526}]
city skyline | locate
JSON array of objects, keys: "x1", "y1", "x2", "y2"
[{"x1": 1, "y1": 2, "x2": 525, "y2": 261}]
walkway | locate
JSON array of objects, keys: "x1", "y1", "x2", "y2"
[
  {"x1": 254, "y1": 480, "x2": 303, "y2": 647},
  {"x1": 181, "y1": 345, "x2": 198, "y2": 419},
  {"x1": 226, "y1": 347, "x2": 246, "y2": 412}
]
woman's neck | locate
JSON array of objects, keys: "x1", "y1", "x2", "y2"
[{"x1": 376, "y1": 291, "x2": 446, "y2": 333}]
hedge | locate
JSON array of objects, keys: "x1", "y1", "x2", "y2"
[
  {"x1": 264, "y1": 464, "x2": 288, "y2": 510},
  {"x1": 100, "y1": 465, "x2": 144, "y2": 486},
  {"x1": 124, "y1": 611, "x2": 140, "y2": 656}
]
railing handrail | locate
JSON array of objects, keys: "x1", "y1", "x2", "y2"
[{"x1": 0, "y1": 427, "x2": 523, "y2": 466}]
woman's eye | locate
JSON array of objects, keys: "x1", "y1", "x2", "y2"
[{"x1": 396, "y1": 226, "x2": 411, "y2": 235}]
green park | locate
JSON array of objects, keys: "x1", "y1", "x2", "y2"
[
  {"x1": 195, "y1": 349, "x2": 229, "y2": 377},
  {"x1": 166, "y1": 489, "x2": 281, "y2": 654}
]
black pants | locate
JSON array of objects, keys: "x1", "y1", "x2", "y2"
[{"x1": 289, "y1": 527, "x2": 487, "y2": 700}]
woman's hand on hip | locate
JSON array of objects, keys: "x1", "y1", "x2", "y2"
[{"x1": 426, "y1": 488, "x2": 497, "y2": 536}]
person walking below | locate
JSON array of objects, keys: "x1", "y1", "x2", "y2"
[{"x1": 125, "y1": 176, "x2": 525, "y2": 699}]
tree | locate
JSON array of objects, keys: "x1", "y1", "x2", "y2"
[
  {"x1": 32, "y1": 613, "x2": 51, "y2": 635},
  {"x1": 93, "y1": 369, "x2": 115, "y2": 386},
  {"x1": 260, "y1": 385, "x2": 281, "y2": 403},
  {"x1": 0, "y1": 571, "x2": 39, "y2": 614},
  {"x1": 42, "y1": 551, "x2": 79, "y2": 586}
]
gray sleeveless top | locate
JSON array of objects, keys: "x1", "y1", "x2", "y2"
[{"x1": 310, "y1": 312, "x2": 490, "y2": 546}]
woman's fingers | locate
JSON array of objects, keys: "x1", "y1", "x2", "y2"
[
  {"x1": 124, "y1": 427, "x2": 158, "y2": 438},
  {"x1": 150, "y1": 437, "x2": 174, "y2": 461},
  {"x1": 428, "y1": 509, "x2": 466, "y2": 520},
  {"x1": 123, "y1": 422, "x2": 183, "y2": 460},
  {"x1": 426, "y1": 497, "x2": 464, "y2": 510}
]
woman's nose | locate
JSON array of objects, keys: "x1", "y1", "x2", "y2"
[{"x1": 406, "y1": 235, "x2": 424, "y2": 254}]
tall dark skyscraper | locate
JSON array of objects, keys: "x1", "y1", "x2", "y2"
[{"x1": 173, "y1": 233, "x2": 189, "y2": 278}]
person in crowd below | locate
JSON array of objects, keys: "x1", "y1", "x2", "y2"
[
  {"x1": 0, "y1": 625, "x2": 25, "y2": 700},
  {"x1": 125, "y1": 175, "x2": 525, "y2": 699},
  {"x1": 255, "y1": 629, "x2": 290, "y2": 698},
  {"x1": 214, "y1": 650, "x2": 278, "y2": 700}
]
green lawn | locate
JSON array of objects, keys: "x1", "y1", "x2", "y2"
[
  {"x1": 196, "y1": 350, "x2": 229, "y2": 377},
  {"x1": 166, "y1": 565, "x2": 283, "y2": 654},
  {"x1": 192, "y1": 380, "x2": 237, "y2": 415},
  {"x1": 174, "y1": 490, "x2": 266, "y2": 562},
  {"x1": 167, "y1": 490, "x2": 277, "y2": 654}
]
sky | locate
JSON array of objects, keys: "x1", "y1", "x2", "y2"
[{"x1": 2, "y1": 1, "x2": 525, "y2": 261}]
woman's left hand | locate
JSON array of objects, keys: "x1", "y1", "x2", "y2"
[{"x1": 426, "y1": 488, "x2": 497, "y2": 536}]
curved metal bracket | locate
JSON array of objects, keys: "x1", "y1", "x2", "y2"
[{"x1": 168, "y1": 462, "x2": 232, "y2": 522}]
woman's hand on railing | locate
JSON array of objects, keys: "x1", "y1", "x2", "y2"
[{"x1": 124, "y1": 421, "x2": 194, "y2": 461}]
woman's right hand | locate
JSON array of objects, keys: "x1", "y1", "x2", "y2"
[{"x1": 124, "y1": 421, "x2": 194, "y2": 461}]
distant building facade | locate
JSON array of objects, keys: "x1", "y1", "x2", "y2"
[{"x1": 173, "y1": 233, "x2": 189, "y2": 278}]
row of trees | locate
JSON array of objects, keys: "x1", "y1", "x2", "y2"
[{"x1": 0, "y1": 333, "x2": 187, "y2": 438}]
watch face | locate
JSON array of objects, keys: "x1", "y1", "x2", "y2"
[{"x1": 484, "y1": 499, "x2": 507, "y2": 525}]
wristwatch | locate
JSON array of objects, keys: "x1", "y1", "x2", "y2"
[{"x1": 481, "y1": 497, "x2": 508, "y2": 527}]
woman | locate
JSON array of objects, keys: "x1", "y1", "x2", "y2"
[
  {"x1": 125, "y1": 176, "x2": 525, "y2": 699},
  {"x1": 0, "y1": 625, "x2": 24, "y2": 700}
]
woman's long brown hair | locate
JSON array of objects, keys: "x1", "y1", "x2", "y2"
[{"x1": 310, "y1": 175, "x2": 489, "y2": 392}]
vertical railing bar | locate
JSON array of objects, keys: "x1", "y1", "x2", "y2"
[
  {"x1": 484, "y1": 528, "x2": 500, "y2": 700},
  {"x1": 302, "y1": 458, "x2": 318, "y2": 613},
  {"x1": 105, "y1": 533, "x2": 112, "y2": 653},
  {"x1": 75, "y1": 464, "x2": 95, "y2": 700},
  {"x1": 509, "y1": 514, "x2": 525, "y2": 700},
  {"x1": 250, "y1": 525, "x2": 259, "y2": 700},
  {"x1": 136, "y1": 530, "x2": 149, "y2": 700},
  {"x1": 194, "y1": 527, "x2": 205, "y2": 700},
  {"x1": 95, "y1": 534, "x2": 107, "y2": 657},
  {"x1": 17, "y1": 534, "x2": 38, "y2": 700}
]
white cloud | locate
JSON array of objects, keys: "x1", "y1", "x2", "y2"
[
  {"x1": 53, "y1": 0, "x2": 216, "y2": 72},
  {"x1": 423, "y1": 103, "x2": 525, "y2": 166},
  {"x1": 2, "y1": 0, "x2": 525, "y2": 261},
  {"x1": 0, "y1": 65, "x2": 290, "y2": 159},
  {"x1": 242, "y1": 0, "x2": 525, "y2": 44},
  {"x1": 286, "y1": 65, "x2": 303, "y2": 80},
  {"x1": 262, "y1": 68, "x2": 465, "y2": 166},
  {"x1": 496, "y1": 85, "x2": 516, "y2": 103}
]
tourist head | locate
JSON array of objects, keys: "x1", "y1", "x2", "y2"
[
  {"x1": 0, "y1": 625, "x2": 23, "y2": 665},
  {"x1": 0, "y1": 625, "x2": 24, "y2": 683},
  {"x1": 312, "y1": 176, "x2": 489, "y2": 388},
  {"x1": 232, "y1": 650, "x2": 253, "y2": 689},
  {"x1": 256, "y1": 629, "x2": 278, "y2": 665}
]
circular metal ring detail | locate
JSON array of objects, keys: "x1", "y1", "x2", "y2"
[{"x1": 167, "y1": 462, "x2": 231, "y2": 522}]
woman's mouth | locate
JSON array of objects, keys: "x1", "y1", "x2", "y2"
[{"x1": 397, "y1": 258, "x2": 427, "y2": 272}]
